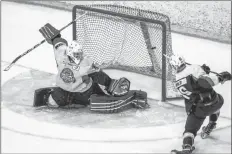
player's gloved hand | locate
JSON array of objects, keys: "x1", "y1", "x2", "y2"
[
  {"x1": 201, "y1": 64, "x2": 210, "y2": 74},
  {"x1": 39, "y1": 23, "x2": 61, "y2": 45},
  {"x1": 218, "y1": 71, "x2": 232, "y2": 84},
  {"x1": 92, "y1": 62, "x2": 101, "y2": 71}
]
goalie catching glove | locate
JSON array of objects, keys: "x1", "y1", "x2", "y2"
[{"x1": 107, "y1": 77, "x2": 130, "y2": 96}]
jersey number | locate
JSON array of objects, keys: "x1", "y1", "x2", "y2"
[{"x1": 176, "y1": 78, "x2": 192, "y2": 99}]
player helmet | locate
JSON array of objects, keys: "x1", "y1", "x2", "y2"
[
  {"x1": 66, "y1": 41, "x2": 83, "y2": 64},
  {"x1": 168, "y1": 54, "x2": 186, "y2": 72}
]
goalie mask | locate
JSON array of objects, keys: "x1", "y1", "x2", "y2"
[
  {"x1": 165, "y1": 54, "x2": 186, "y2": 72},
  {"x1": 66, "y1": 41, "x2": 83, "y2": 64}
]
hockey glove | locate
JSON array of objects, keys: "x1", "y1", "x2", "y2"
[
  {"x1": 39, "y1": 23, "x2": 61, "y2": 45},
  {"x1": 201, "y1": 64, "x2": 210, "y2": 74},
  {"x1": 91, "y1": 62, "x2": 101, "y2": 71},
  {"x1": 107, "y1": 78, "x2": 130, "y2": 96},
  {"x1": 218, "y1": 71, "x2": 232, "y2": 84}
]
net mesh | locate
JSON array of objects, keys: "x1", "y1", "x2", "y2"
[{"x1": 73, "y1": 5, "x2": 181, "y2": 99}]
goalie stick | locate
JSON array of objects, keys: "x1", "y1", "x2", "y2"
[{"x1": 4, "y1": 12, "x2": 87, "y2": 71}]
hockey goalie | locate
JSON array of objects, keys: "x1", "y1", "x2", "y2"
[{"x1": 33, "y1": 23, "x2": 149, "y2": 113}]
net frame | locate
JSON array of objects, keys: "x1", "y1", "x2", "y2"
[{"x1": 72, "y1": 5, "x2": 182, "y2": 101}]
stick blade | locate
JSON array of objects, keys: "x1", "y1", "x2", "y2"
[{"x1": 4, "y1": 64, "x2": 13, "y2": 71}]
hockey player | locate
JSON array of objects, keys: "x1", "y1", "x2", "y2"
[
  {"x1": 33, "y1": 23, "x2": 149, "y2": 113},
  {"x1": 165, "y1": 54, "x2": 231, "y2": 154}
]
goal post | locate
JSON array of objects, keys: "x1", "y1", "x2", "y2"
[{"x1": 72, "y1": 5, "x2": 181, "y2": 101}]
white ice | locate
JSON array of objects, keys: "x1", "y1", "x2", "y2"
[{"x1": 1, "y1": 1, "x2": 231, "y2": 153}]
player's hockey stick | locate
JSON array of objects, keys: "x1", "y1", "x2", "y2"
[
  {"x1": 4, "y1": 13, "x2": 87, "y2": 71},
  {"x1": 185, "y1": 62, "x2": 222, "y2": 76},
  {"x1": 163, "y1": 54, "x2": 226, "y2": 77},
  {"x1": 186, "y1": 63, "x2": 232, "y2": 79}
]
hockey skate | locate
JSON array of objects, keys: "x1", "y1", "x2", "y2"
[
  {"x1": 171, "y1": 145, "x2": 195, "y2": 154},
  {"x1": 201, "y1": 121, "x2": 217, "y2": 139}
]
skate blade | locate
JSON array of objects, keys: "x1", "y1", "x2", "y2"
[
  {"x1": 170, "y1": 150, "x2": 178, "y2": 154},
  {"x1": 201, "y1": 132, "x2": 209, "y2": 139}
]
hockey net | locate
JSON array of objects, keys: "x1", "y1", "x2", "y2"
[{"x1": 72, "y1": 5, "x2": 181, "y2": 101}]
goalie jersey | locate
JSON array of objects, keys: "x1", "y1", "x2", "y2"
[
  {"x1": 175, "y1": 64, "x2": 220, "y2": 103},
  {"x1": 52, "y1": 38, "x2": 93, "y2": 93}
]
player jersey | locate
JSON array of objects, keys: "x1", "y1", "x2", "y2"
[
  {"x1": 175, "y1": 64, "x2": 220, "y2": 101},
  {"x1": 52, "y1": 38, "x2": 93, "y2": 93}
]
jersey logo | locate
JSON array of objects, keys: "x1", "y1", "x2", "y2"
[{"x1": 60, "y1": 68, "x2": 76, "y2": 83}]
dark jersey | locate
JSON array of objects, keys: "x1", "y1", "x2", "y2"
[{"x1": 175, "y1": 64, "x2": 220, "y2": 102}]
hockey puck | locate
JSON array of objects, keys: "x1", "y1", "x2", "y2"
[{"x1": 151, "y1": 47, "x2": 156, "y2": 49}]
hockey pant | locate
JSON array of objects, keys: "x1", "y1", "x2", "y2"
[
  {"x1": 33, "y1": 82, "x2": 107, "y2": 107},
  {"x1": 89, "y1": 90, "x2": 148, "y2": 113},
  {"x1": 184, "y1": 94, "x2": 224, "y2": 136}
]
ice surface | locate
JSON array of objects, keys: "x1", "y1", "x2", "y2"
[
  {"x1": 1, "y1": 70, "x2": 185, "y2": 128},
  {"x1": 1, "y1": 1, "x2": 231, "y2": 153}
]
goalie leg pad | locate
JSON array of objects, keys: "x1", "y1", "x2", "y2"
[
  {"x1": 33, "y1": 87, "x2": 54, "y2": 107},
  {"x1": 89, "y1": 90, "x2": 148, "y2": 113},
  {"x1": 107, "y1": 77, "x2": 130, "y2": 96}
]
